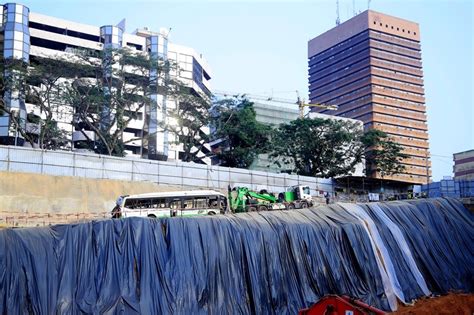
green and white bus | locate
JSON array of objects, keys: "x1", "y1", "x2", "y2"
[{"x1": 112, "y1": 190, "x2": 227, "y2": 219}]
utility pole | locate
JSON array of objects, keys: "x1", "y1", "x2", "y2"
[{"x1": 336, "y1": 0, "x2": 341, "y2": 25}]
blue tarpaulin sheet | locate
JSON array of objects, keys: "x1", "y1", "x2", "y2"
[{"x1": 0, "y1": 198, "x2": 473, "y2": 314}]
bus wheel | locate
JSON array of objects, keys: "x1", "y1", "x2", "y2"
[
  {"x1": 258, "y1": 205, "x2": 268, "y2": 211},
  {"x1": 301, "y1": 202, "x2": 308, "y2": 208},
  {"x1": 248, "y1": 206, "x2": 257, "y2": 212},
  {"x1": 148, "y1": 214, "x2": 157, "y2": 219},
  {"x1": 288, "y1": 203, "x2": 295, "y2": 210}
]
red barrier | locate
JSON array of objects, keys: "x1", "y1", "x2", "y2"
[{"x1": 299, "y1": 295, "x2": 386, "y2": 315}]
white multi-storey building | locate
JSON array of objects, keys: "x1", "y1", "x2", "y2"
[{"x1": 0, "y1": 3, "x2": 212, "y2": 163}]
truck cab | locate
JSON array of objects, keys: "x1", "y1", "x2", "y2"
[{"x1": 286, "y1": 185, "x2": 313, "y2": 207}]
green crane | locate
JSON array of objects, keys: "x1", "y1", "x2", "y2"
[{"x1": 228, "y1": 185, "x2": 313, "y2": 213}]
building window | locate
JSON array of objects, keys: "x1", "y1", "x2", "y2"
[
  {"x1": 126, "y1": 43, "x2": 143, "y2": 51},
  {"x1": 28, "y1": 21, "x2": 100, "y2": 42},
  {"x1": 192, "y1": 57, "x2": 208, "y2": 95}
]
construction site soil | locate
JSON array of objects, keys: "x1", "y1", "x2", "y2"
[{"x1": 391, "y1": 293, "x2": 474, "y2": 315}]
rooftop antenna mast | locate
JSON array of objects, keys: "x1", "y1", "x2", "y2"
[{"x1": 336, "y1": 0, "x2": 340, "y2": 25}]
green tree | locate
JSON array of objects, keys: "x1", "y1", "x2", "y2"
[
  {"x1": 0, "y1": 59, "x2": 32, "y2": 145},
  {"x1": 65, "y1": 48, "x2": 173, "y2": 156},
  {"x1": 211, "y1": 97, "x2": 272, "y2": 168},
  {"x1": 270, "y1": 117, "x2": 364, "y2": 177},
  {"x1": 24, "y1": 57, "x2": 82, "y2": 149},
  {"x1": 361, "y1": 129, "x2": 409, "y2": 178},
  {"x1": 3, "y1": 49, "x2": 210, "y2": 158},
  {"x1": 1, "y1": 57, "x2": 87, "y2": 149}
]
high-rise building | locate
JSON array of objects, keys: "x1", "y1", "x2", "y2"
[
  {"x1": 0, "y1": 3, "x2": 212, "y2": 163},
  {"x1": 308, "y1": 10, "x2": 430, "y2": 184}
]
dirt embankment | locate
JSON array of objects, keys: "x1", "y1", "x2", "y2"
[
  {"x1": 391, "y1": 293, "x2": 474, "y2": 315},
  {"x1": 0, "y1": 171, "x2": 182, "y2": 215}
]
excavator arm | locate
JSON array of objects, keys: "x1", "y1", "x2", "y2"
[
  {"x1": 247, "y1": 191, "x2": 277, "y2": 203},
  {"x1": 229, "y1": 186, "x2": 277, "y2": 212}
]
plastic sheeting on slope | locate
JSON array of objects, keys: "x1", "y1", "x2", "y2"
[
  {"x1": 0, "y1": 198, "x2": 472, "y2": 314},
  {"x1": 339, "y1": 202, "x2": 404, "y2": 310}
]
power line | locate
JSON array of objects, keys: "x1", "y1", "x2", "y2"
[
  {"x1": 431, "y1": 154, "x2": 452, "y2": 159},
  {"x1": 431, "y1": 157, "x2": 453, "y2": 165}
]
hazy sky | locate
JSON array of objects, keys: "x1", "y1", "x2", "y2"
[{"x1": 18, "y1": 0, "x2": 473, "y2": 181}]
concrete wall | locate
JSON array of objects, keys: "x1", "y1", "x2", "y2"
[
  {"x1": 0, "y1": 145, "x2": 333, "y2": 194},
  {"x1": 0, "y1": 171, "x2": 180, "y2": 215},
  {"x1": 0, "y1": 145, "x2": 334, "y2": 226}
]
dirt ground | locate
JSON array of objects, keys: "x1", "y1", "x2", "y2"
[{"x1": 391, "y1": 293, "x2": 474, "y2": 315}]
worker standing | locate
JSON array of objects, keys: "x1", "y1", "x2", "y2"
[{"x1": 324, "y1": 192, "x2": 330, "y2": 205}]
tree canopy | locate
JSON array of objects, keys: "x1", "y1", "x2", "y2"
[
  {"x1": 64, "y1": 48, "x2": 168, "y2": 156},
  {"x1": 362, "y1": 128, "x2": 409, "y2": 178},
  {"x1": 1, "y1": 58, "x2": 72, "y2": 149},
  {"x1": 270, "y1": 118, "x2": 364, "y2": 177},
  {"x1": 0, "y1": 47, "x2": 211, "y2": 158},
  {"x1": 269, "y1": 117, "x2": 408, "y2": 179},
  {"x1": 210, "y1": 97, "x2": 272, "y2": 168}
]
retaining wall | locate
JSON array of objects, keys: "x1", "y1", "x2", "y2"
[
  {"x1": 0, "y1": 145, "x2": 333, "y2": 222},
  {"x1": 0, "y1": 171, "x2": 179, "y2": 216}
]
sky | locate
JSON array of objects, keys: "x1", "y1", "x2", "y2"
[{"x1": 18, "y1": 0, "x2": 474, "y2": 181}]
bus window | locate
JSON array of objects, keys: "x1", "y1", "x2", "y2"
[
  {"x1": 168, "y1": 198, "x2": 181, "y2": 209},
  {"x1": 124, "y1": 198, "x2": 150, "y2": 209},
  {"x1": 124, "y1": 199, "x2": 134, "y2": 208},
  {"x1": 151, "y1": 198, "x2": 166, "y2": 209},
  {"x1": 183, "y1": 198, "x2": 194, "y2": 209},
  {"x1": 194, "y1": 197, "x2": 208, "y2": 209},
  {"x1": 208, "y1": 196, "x2": 219, "y2": 208},
  {"x1": 140, "y1": 199, "x2": 151, "y2": 209}
]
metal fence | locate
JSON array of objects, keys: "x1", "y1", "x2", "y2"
[
  {"x1": 0, "y1": 209, "x2": 111, "y2": 228},
  {"x1": 422, "y1": 179, "x2": 474, "y2": 198},
  {"x1": 0, "y1": 145, "x2": 333, "y2": 194}
]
